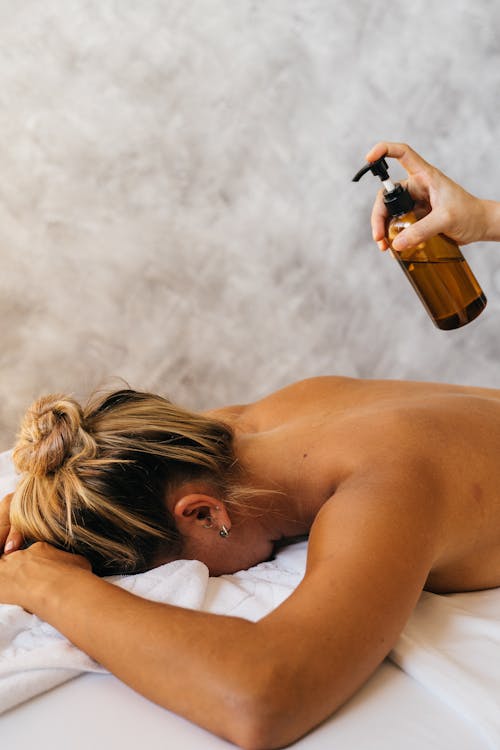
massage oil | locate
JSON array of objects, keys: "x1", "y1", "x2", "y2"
[{"x1": 353, "y1": 156, "x2": 487, "y2": 330}]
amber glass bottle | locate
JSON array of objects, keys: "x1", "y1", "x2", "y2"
[
  {"x1": 353, "y1": 157, "x2": 487, "y2": 330},
  {"x1": 387, "y1": 204, "x2": 486, "y2": 330}
]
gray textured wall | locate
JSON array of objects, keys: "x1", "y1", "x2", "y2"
[{"x1": 1, "y1": 0, "x2": 500, "y2": 449}]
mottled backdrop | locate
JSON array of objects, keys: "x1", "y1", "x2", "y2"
[{"x1": 1, "y1": 0, "x2": 499, "y2": 448}]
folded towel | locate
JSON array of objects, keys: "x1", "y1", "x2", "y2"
[{"x1": 1, "y1": 449, "x2": 500, "y2": 750}]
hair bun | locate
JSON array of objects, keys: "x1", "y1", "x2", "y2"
[{"x1": 13, "y1": 394, "x2": 90, "y2": 477}]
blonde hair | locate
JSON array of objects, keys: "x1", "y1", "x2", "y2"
[{"x1": 11, "y1": 388, "x2": 244, "y2": 575}]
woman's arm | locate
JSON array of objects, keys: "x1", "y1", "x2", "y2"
[
  {"x1": 0, "y1": 463, "x2": 441, "y2": 750},
  {"x1": 481, "y1": 199, "x2": 500, "y2": 242}
]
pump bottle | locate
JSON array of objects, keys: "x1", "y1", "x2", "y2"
[{"x1": 353, "y1": 156, "x2": 487, "y2": 330}]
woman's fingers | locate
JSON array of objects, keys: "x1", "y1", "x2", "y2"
[
  {"x1": 365, "y1": 142, "x2": 431, "y2": 176},
  {"x1": 0, "y1": 494, "x2": 13, "y2": 549},
  {"x1": 4, "y1": 530, "x2": 24, "y2": 554},
  {"x1": 365, "y1": 143, "x2": 431, "y2": 251},
  {"x1": 391, "y1": 209, "x2": 449, "y2": 251},
  {"x1": 370, "y1": 188, "x2": 389, "y2": 250},
  {"x1": 0, "y1": 493, "x2": 24, "y2": 554}
]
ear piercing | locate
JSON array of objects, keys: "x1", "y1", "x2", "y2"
[{"x1": 202, "y1": 516, "x2": 230, "y2": 538}]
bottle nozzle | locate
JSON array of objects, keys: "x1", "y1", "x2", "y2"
[{"x1": 352, "y1": 156, "x2": 392, "y2": 184}]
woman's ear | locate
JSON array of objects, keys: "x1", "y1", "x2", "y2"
[{"x1": 173, "y1": 494, "x2": 231, "y2": 536}]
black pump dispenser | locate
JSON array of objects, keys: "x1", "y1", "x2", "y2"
[
  {"x1": 352, "y1": 152, "x2": 487, "y2": 330},
  {"x1": 352, "y1": 156, "x2": 414, "y2": 216},
  {"x1": 352, "y1": 156, "x2": 391, "y2": 183}
]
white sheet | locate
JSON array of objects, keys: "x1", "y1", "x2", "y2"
[
  {"x1": 1, "y1": 450, "x2": 500, "y2": 749},
  {"x1": 0, "y1": 660, "x2": 487, "y2": 750},
  {"x1": 393, "y1": 588, "x2": 500, "y2": 749}
]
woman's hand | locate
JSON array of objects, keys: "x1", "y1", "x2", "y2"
[
  {"x1": 367, "y1": 141, "x2": 489, "y2": 251},
  {"x1": 0, "y1": 493, "x2": 24, "y2": 554},
  {"x1": 0, "y1": 541, "x2": 91, "y2": 612}
]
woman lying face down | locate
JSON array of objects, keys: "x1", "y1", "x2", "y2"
[
  {"x1": 8, "y1": 388, "x2": 304, "y2": 577},
  {"x1": 3, "y1": 374, "x2": 500, "y2": 750}
]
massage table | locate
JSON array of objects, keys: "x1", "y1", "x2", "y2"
[{"x1": 0, "y1": 450, "x2": 497, "y2": 749}]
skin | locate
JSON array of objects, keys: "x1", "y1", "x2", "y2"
[
  {"x1": 2, "y1": 374, "x2": 500, "y2": 749},
  {"x1": 366, "y1": 141, "x2": 500, "y2": 251}
]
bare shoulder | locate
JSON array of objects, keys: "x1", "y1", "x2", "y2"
[
  {"x1": 306, "y1": 464, "x2": 444, "y2": 568},
  {"x1": 258, "y1": 375, "x2": 356, "y2": 402},
  {"x1": 204, "y1": 377, "x2": 355, "y2": 433},
  {"x1": 241, "y1": 376, "x2": 356, "y2": 424}
]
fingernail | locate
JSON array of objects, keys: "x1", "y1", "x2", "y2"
[
  {"x1": 4, "y1": 541, "x2": 15, "y2": 553},
  {"x1": 392, "y1": 237, "x2": 407, "y2": 251}
]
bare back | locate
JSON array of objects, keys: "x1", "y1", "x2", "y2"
[{"x1": 228, "y1": 376, "x2": 500, "y2": 593}]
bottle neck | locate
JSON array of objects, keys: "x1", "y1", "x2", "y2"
[
  {"x1": 389, "y1": 209, "x2": 416, "y2": 222},
  {"x1": 383, "y1": 183, "x2": 415, "y2": 217}
]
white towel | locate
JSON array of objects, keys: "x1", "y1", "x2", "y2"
[{"x1": 1, "y1": 449, "x2": 500, "y2": 750}]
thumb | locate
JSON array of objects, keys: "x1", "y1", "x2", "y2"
[{"x1": 392, "y1": 211, "x2": 444, "y2": 251}]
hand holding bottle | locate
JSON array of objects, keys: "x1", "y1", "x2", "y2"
[
  {"x1": 353, "y1": 145, "x2": 488, "y2": 330},
  {"x1": 366, "y1": 142, "x2": 500, "y2": 252}
]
